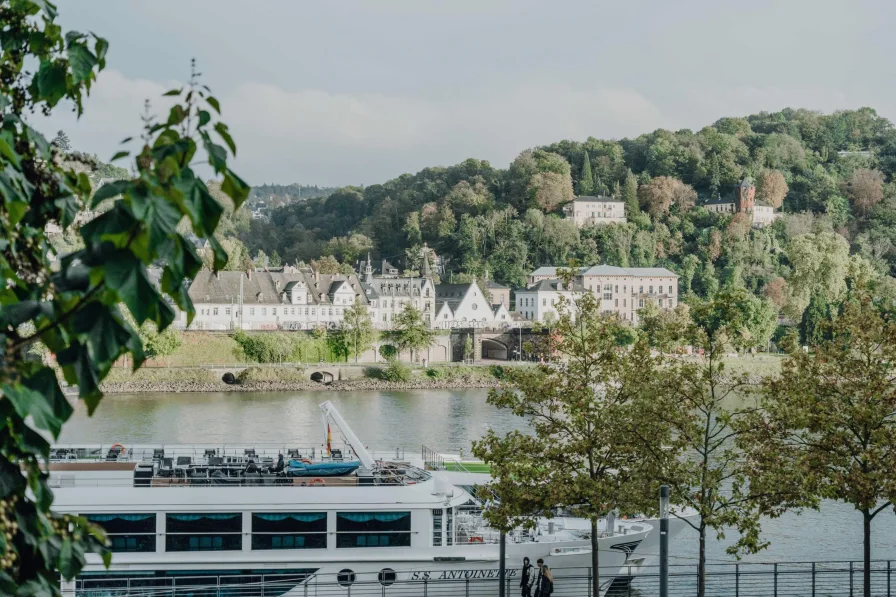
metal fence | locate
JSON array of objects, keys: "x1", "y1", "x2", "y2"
[{"x1": 70, "y1": 561, "x2": 896, "y2": 597}]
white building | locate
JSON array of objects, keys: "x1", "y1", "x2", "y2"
[
  {"x1": 563, "y1": 196, "x2": 626, "y2": 227},
  {"x1": 514, "y1": 279, "x2": 586, "y2": 323},
  {"x1": 518, "y1": 264, "x2": 679, "y2": 324},
  {"x1": 186, "y1": 267, "x2": 372, "y2": 331},
  {"x1": 433, "y1": 282, "x2": 512, "y2": 329}
]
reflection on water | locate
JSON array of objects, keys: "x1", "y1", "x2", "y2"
[{"x1": 60, "y1": 389, "x2": 896, "y2": 563}]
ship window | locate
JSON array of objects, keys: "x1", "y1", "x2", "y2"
[
  {"x1": 338, "y1": 569, "x2": 355, "y2": 587},
  {"x1": 446, "y1": 507, "x2": 454, "y2": 546},
  {"x1": 432, "y1": 508, "x2": 443, "y2": 546},
  {"x1": 165, "y1": 513, "x2": 241, "y2": 552},
  {"x1": 336, "y1": 512, "x2": 411, "y2": 548},
  {"x1": 251, "y1": 513, "x2": 327, "y2": 550},
  {"x1": 379, "y1": 568, "x2": 396, "y2": 586},
  {"x1": 86, "y1": 513, "x2": 156, "y2": 553}
]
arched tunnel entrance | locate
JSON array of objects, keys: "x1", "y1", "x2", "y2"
[
  {"x1": 481, "y1": 338, "x2": 508, "y2": 360},
  {"x1": 310, "y1": 371, "x2": 335, "y2": 384}
]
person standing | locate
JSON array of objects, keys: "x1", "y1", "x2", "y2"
[
  {"x1": 533, "y1": 559, "x2": 554, "y2": 597},
  {"x1": 519, "y1": 557, "x2": 535, "y2": 597}
]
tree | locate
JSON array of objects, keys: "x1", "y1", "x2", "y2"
[
  {"x1": 385, "y1": 305, "x2": 434, "y2": 362},
  {"x1": 528, "y1": 171, "x2": 573, "y2": 212},
  {"x1": 310, "y1": 255, "x2": 342, "y2": 274},
  {"x1": 253, "y1": 249, "x2": 269, "y2": 269},
  {"x1": 339, "y1": 303, "x2": 377, "y2": 363},
  {"x1": 269, "y1": 250, "x2": 282, "y2": 268},
  {"x1": 784, "y1": 232, "x2": 851, "y2": 320},
  {"x1": 844, "y1": 168, "x2": 885, "y2": 215},
  {"x1": 756, "y1": 168, "x2": 788, "y2": 209},
  {"x1": 637, "y1": 290, "x2": 795, "y2": 597},
  {"x1": 799, "y1": 289, "x2": 831, "y2": 347},
  {"x1": 51, "y1": 129, "x2": 71, "y2": 152},
  {"x1": 638, "y1": 176, "x2": 697, "y2": 217},
  {"x1": 577, "y1": 152, "x2": 594, "y2": 195},
  {"x1": 473, "y1": 292, "x2": 667, "y2": 597},
  {"x1": 0, "y1": 4, "x2": 247, "y2": 593},
  {"x1": 622, "y1": 169, "x2": 640, "y2": 217},
  {"x1": 749, "y1": 292, "x2": 896, "y2": 597},
  {"x1": 762, "y1": 277, "x2": 788, "y2": 310}
]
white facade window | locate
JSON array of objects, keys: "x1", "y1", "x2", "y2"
[
  {"x1": 272, "y1": 308, "x2": 276, "y2": 316},
  {"x1": 542, "y1": 298, "x2": 546, "y2": 306},
  {"x1": 262, "y1": 308, "x2": 267, "y2": 316},
  {"x1": 225, "y1": 308, "x2": 231, "y2": 315},
  {"x1": 603, "y1": 284, "x2": 612, "y2": 300},
  {"x1": 249, "y1": 308, "x2": 255, "y2": 316},
  {"x1": 213, "y1": 308, "x2": 218, "y2": 316}
]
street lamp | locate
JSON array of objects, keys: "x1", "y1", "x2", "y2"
[{"x1": 660, "y1": 485, "x2": 669, "y2": 597}]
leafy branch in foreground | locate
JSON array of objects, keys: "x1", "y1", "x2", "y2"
[{"x1": 0, "y1": 2, "x2": 247, "y2": 593}]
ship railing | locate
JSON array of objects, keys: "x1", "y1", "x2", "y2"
[
  {"x1": 48, "y1": 443, "x2": 409, "y2": 465},
  {"x1": 70, "y1": 561, "x2": 896, "y2": 597}
]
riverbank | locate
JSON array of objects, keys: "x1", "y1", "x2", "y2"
[{"x1": 97, "y1": 364, "x2": 511, "y2": 394}]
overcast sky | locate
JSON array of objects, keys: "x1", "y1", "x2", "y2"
[{"x1": 40, "y1": 0, "x2": 895, "y2": 187}]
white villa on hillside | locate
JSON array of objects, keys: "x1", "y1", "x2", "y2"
[{"x1": 563, "y1": 196, "x2": 626, "y2": 227}]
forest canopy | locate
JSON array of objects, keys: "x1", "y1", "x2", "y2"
[{"x1": 226, "y1": 108, "x2": 896, "y2": 322}]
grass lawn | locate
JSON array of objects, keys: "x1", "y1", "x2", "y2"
[
  {"x1": 151, "y1": 332, "x2": 241, "y2": 367},
  {"x1": 444, "y1": 461, "x2": 491, "y2": 474}
]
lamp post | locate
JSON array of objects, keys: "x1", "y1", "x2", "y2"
[
  {"x1": 660, "y1": 485, "x2": 670, "y2": 597},
  {"x1": 499, "y1": 531, "x2": 506, "y2": 597}
]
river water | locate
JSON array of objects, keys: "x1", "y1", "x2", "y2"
[{"x1": 59, "y1": 389, "x2": 896, "y2": 565}]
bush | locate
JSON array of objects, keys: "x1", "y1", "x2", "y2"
[
  {"x1": 379, "y1": 344, "x2": 397, "y2": 360},
  {"x1": 489, "y1": 365, "x2": 507, "y2": 380},
  {"x1": 237, "y1": 367, "x2": 307, "y2": 383},
  {"x1": 382, "y1": 359, "x2": 411, "y2": 382},
  {"x1": 425, "y1": 367, "x2": 445, "y2": 379},
  {"x1": 364, "y1": 366, "x2": 386, "y2": 380}
]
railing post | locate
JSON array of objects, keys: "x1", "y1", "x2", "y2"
[
  {"x1": 812, "y1": 562, "x2": 816, "y2": 597},
  {"x1": 774, "y1": 562, "x2": 778, "y2": 597},
  {"x1": 465, "y1": 578, "x2": 469, "y2": 597},
  {"x1": 888, "y1": 560, "x2": 892, "y2": 597},
  {"x1": 735, "y1": 563, "x2": 739, "y2": 597},
  {"x1": 851, "y1": 561, "x2": 854, "y2": 597},
  {"x1": 423, "y1": 577, "x2": 427, "y2": 597},
  {"x1": 588, "y1": 566, "x2": 592, "y2": 597}
]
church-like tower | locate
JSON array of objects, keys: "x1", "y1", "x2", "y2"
[{"x1": 734, "y1": 177, "x2": 755, "y2": 213}]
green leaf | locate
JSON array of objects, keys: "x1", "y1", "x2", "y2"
[
  {"x1": 32, "y1": 60, "x2": 67, "y2": 106},
  {"x1": 198, "y1": 110, "x2": 211, "y2": 127},
  {"x1": 103, "y1": 252, "x2": 160, "y2": 324},
  {"x1": 207, "y1": 96, "x2": 221, "y2": 113},
  {"x1": 163, "y1": 88, "x2": 183, "y2": 96},
  {"x1": 58, "y1": 537, "x2": 75, "y2": 579},
  {"x1": 73, "y1": 303, "x2": 132, "y2": 366},
  {"x1": 90, "y1": 180, "x2": 130, "y2": 207},
  {"x1": 31, "y1": 0, "x2": 57, "y2": 18},
  {"x1": 214, "y1": 122, "x2": 236, "y2": 154},
  {"x1": 56, "y1": 340, "x2": 101, "y2": 408},
  {"x1": 2, "y1": 369, "x2": 73, "y2": 438},
  {"x1": 167, "y1": 104, "x2": 187, "y2": 126},
  {"x1": 222, "y1": 169, "x2": 250, "y2": 207},
  {"x1": 67, "y1": 41, "x2": 98, "y2": 83},
  {"x1": 93, "y1": 34, "x2": 109, "y2": 63},
  {"x1": 110, "y1": 150, "x2": 129, "y2": 161},
  {"x1": 0, "y1": 301, "x2": 45, "y2": 328}
]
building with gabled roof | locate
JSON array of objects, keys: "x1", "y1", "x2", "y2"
[{"x1": 432, "y1": 281, "x2": 512, "y2": 329}]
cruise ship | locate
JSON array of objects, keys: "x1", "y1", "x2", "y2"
[{"x1": 52, "y1": 401, "x2": 653, "y2": 596}]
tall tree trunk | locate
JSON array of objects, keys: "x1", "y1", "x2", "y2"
[
  {"x1": 591, "y1": 518, "x2": 600, "y2": 597},
  {"x1": 863, "y1": 508, "x2": 871, "y2": 597},
  {"x1": 698, "y1": 521, "x2": 706, "y2": 597}
]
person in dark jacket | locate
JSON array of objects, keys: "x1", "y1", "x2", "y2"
[
  {"x1": 533, "y1": 559, "x2": 553, "y2": 597},
  {"x1": 519, "y1": 557, "x2": 535, "y2": 597}
]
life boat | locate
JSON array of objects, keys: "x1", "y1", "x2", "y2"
[
  {"x1": 469, "y1": 536, "x2": 484, "y2": 543},
  {"x1": 309, "y1": 478, "x2": 327, "y2": 487}
]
